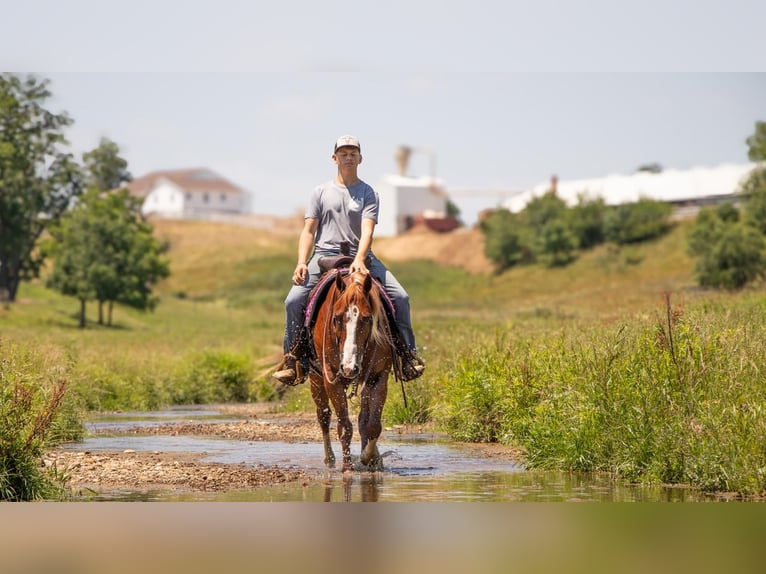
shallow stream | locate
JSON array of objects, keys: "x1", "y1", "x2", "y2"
[{"x1": 65, "y1": 406, "x2": 707, "y2": 502}]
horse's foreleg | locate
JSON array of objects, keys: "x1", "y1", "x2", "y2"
[
  {"x1": 359, "y1": 374, "x2": 388, "y2": 469},
  {"x1": 311, "y1": 375, "x2": 335, "y2": 469},
  {"x1": 329, "y1": 387, "x2": 354, "y2": 472}
]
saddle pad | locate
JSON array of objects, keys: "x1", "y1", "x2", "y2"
[{"x1": 304, "y1": 269, "x2": 396, "y2": 329}]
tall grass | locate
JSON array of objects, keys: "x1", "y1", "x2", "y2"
[
  {"x1": 440, "y1": 294, "x2": 766, "y2": 494},
  {"x1": 0, "y1": 342, "x2": 83, "y2": 500},
  {"x1": 4, "y1": 219, "x2": 766, "y2": 494}
]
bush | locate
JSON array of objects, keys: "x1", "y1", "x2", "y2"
[
  {"x1": 173, "y1": 351, "x2": 253, "y2": 404},
  {"x1": 693, "y1": 223, "x2": 766, "y2": 289},
  {"x1": 0, "y1": 345, "x2": 82, "y2": 500},
  {"x1": 535, "y1": 219, "x2": 578, "y2": 267},
  {"x1": 604, "y1": 198, "x2": 673, "y2": 244},
  {"x1": 480, "y1": 209, "x2": 525, "y2": 272},
  {"x1": 438, "y1": 296, "x2": 766, "y2": 494},
  {"x1": 741, "y1": 167, "x2": 766, "y2": 234},
  {"x1": 568, "y1": 196, "x2": 607, "y2": 249}
]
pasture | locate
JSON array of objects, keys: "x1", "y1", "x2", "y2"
[{"x1": 2, "y1": 218, "x2": 765, "y2": 495}]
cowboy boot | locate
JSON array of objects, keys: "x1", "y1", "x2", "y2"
[
  {"x1": 273, "y1": 354, "x2": 304, "y2": 386},
  {"x1": 400, "y1": 349, "x2": 425, "y2": 382}
]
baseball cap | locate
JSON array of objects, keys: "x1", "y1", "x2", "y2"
[{"x1": 334, "y1": 135, "x2": 361, "y2": 152}]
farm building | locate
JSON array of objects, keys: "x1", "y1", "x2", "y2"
[
  {"x1": 504, "y1": 163, "x2": 758, "y2": 216},
  {"x1": 374, "y1": 174, "x2": 455, "y2": 236},
  {"x1": 126, "y1": 168, "x2": 249, "y2": 218}
]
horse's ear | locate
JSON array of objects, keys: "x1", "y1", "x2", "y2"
[
  {"x1": 362, "y1": 272, "x2": 372, "y2": 293},
  {"x1": 334, "y1": 270, "x2": 345, "y2": 292}
]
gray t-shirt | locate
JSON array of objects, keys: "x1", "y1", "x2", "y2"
[{"x1": 306, "y1": 179, "x2": 379, "y2": 254}]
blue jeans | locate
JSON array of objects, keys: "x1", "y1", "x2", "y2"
[{"x1": 283, "y1": 250, "x2": 417, "y2": 354}]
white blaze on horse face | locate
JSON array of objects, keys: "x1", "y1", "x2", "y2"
[{"x1": 340, "y1": 302, "x2": 360, "y2": 376}]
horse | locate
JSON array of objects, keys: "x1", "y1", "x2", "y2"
[{"x1": 309, "y1": 268, "x2": 394, "y2": 472}]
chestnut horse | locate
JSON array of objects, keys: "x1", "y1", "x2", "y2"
[{"x1": 310, "y1": 269, "x2": 393, "y2": 472}]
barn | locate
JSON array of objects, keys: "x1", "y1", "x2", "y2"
[
  {"x1": 504, "y1": 163, "x2": 758, "y2": 216},
  {"x1": 374, "y1": 174, "x2": 452, "y2": 237},
  {"x1": 126, "y1": 168, "x2": 249, "y2": 219}
]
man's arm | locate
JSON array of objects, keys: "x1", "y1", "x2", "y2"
[
  {"x1": 351, "y1": 218, "x2": 375, "y2": 274},
  {"x1": 292, "y1": 218, "x2": 318, "y2": 285}
]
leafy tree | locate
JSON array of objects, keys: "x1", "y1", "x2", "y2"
[
  {"x1": 535, "y1": 219, "x2": 578, "y2": 267},
  {"x1": 604, "y1": 198, "x2": 672, "y2": 244},
  {"x1": 715, "y1": 202, "x2": 740, "y2": 223},
  {"x1": 0, "y1": 73, "x2": 84, "y2": 302},
  {"x1": 82, "y1": 136, "x2": 132, "y2": 191},
  {"x1": 739, "y1": 167, "x2": 766, "y2": 234},
  {"x1": 687, "y1": 207, "x2": 726, "y2": 258},
  {"x1": 45, "y1": 188, "x2": 170, "y2": 327},
  {"x1": 745, "y1": 120, "x2": 766, "y2": 162},
  {"x1": 445, "y1": 198, "x2": 461, "y2": 222},
  {"x1": 480, "y1": 208, "x2": 524, "y2": 273},
  {"x1": 567, "y1": 195, "x2": 607, "y2": 249},
  {"x1": 693, "y1": 223, "x2": 766, "y2": 290},
  {"x1": 522, "y1": 191, "x2": 568, "y2": 232}
]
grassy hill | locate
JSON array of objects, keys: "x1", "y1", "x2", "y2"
[
  {"x1": 0, "y1": 216, "x2": 754, "y2": 401},
  {"x1": 4, "y1": 217, "x2": 766, "y2": 493}
]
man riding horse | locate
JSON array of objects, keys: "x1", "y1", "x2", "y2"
[{"x1": 273, "y1": 134, "x2": 425, "y2": 386}]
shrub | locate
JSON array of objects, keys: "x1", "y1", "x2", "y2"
[
  {"x1": 0, "y1": 345, "x2": 82, "y2": 500},
  {"x1": 694, "y1": 224, "x2": 766, "y2": 289},
  {"x1": 535, "y1": 219, "x2": 578, "y2": 267},
  {"x1": 439, "y1": 296, "x2": 766, "y2": 494},
  {"x1": 480, "y1": 209, "x2": 525, "y2": 272},
  {"x1": 174, "y1": 351, "x2": 252, "y2": 404},
  {"x1": 604, "y1": 198, "x2": 673, "y2": 244}
]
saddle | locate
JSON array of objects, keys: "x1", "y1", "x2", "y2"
[{"x1": 290, "y1": 255, "x2": 412, "y2": 383}]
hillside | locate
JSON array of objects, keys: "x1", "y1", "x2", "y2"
[
  {"x1": 373, "y1": 224, "x2": 493, "y2": 274},
  {"x1": 150, "y1": 218, "x2": 493, "y2": 297}
]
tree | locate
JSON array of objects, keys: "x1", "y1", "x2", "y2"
[
  {"x1": 43, "y1": 193, "x2": 98, "y2": 327},
  {"x1": 0, "y1": 73, "x2": 84, "y2": 301},
  {"x1": 745, "y1": 120, "x2": 766, "y2": 163},
  {"x1": 83, "y1": 136, "x2": 132, "y2": 191},
  {"x1": 687, "y1": 206, "x2": 726, "y2": 258},
  {"x1": 445, "y1": 198, "x2": 461, "y2": 222},
  {"x1": 480, "y1": 208, "x2": 524, "y2": 273},
  {"x1": 81, "y1": 137, "x2": 135, "y2": 323},
  {"x1": 693, "y1": 224, "x2": 766, "y2": 290},
  {"x1": 604, "y1": 198, "x2": 672, "y2": 244},
  {"x1": 567, "y1": 195, "x2": 607, "y2": 249},
  {"x1": 535, "y1": 219, "x2": 578, "y2": 267},
  {"x1": 45, "y1": 188, "x2": 170, "y2": 327},
  {"x1": 522, "y1": 191, "x2": 568, "y2": 232}
]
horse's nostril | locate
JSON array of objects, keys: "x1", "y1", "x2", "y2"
[{"x1": 343, "y1": 366, "x2": 359, "y2": 378}]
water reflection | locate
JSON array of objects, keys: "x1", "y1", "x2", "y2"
[{"x1": 67, "y1": 408, "x2": 710, "y2": 502}]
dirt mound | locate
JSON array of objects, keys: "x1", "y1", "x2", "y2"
[{"x1": 374, "y1": 224, "x2": 493, "y2": 274}]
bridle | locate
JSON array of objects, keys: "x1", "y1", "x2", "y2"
[{"x1": 321, "y1": 273, "x2": 376, "y2": 397}]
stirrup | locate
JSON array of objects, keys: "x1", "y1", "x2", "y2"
[
  {"x1": 272, "y1": 354, "x2": 306, "y2": 386},
  {"x1": 400, "y1": 351, "x2": 425, "y2": 382}
]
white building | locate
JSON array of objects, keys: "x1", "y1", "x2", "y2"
[
  {"x1": 374, "y1": 174, "x2": 450, "y2": 237},
  {"x1": 127, "y1": 168, "x2": 248, "y2": 218},
  {"x1": 504, "y1": 163, "x2": 758, "y2": 215}
]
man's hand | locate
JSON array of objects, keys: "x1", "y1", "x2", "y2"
[
  {"x1": 350, "y1": 257, "x2": 369, "y2": 275},
  {"x1": 292, "y1": 263, "x2": 308, "y2": 285}
]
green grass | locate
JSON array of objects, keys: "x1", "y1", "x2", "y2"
[{"x1": 3, "y1": 218, "x2": 766, "y2": 495}]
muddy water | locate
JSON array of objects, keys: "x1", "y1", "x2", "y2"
[{"x1": 65, "y1": 407, "x2": 706, "y2": 502}]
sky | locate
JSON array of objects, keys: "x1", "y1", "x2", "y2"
[{"x1": 3, "y1": 1, "x2": 765, "y2": 225}]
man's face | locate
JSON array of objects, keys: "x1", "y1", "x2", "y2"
[{"x1": 334, "y1": 146, "x2": 362, "y2": 169}]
